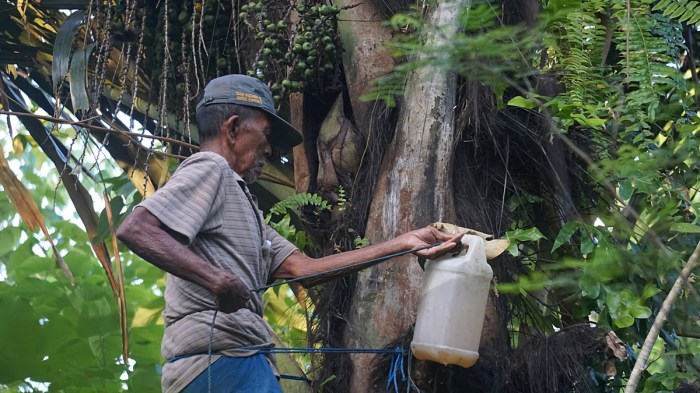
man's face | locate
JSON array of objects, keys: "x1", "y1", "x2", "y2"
[{"x1": 230, "y1": 110, "x2": 272, "y2": 183}]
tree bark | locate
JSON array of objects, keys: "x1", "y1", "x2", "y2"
[
  {"x1": 342, "y1": 1, "x2": 464, "y2": 390},
  {"x1": 336, "y1": 0, "x2": 393, "y2": 138}
]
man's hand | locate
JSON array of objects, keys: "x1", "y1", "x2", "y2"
[
  {"x1": 209, "y1": 272, "x2": 252, "y2": 313},
  {"x1": 400, "y1": 226, "x2": 464, "y2": 260}
]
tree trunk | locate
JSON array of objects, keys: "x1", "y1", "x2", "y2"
[{"x1": 342, "y1": 1, "x2": 464, "y2": 390}]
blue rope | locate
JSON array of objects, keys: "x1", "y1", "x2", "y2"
[
  {"x1": 169, "y1": 346, "x2": 407, "y2": 389},
  {"x1": 243, "y1": 346, "x2": 407, "y2": 355},
  {"x1": 168, "y1": 346, "x2": 406, "y2": 361},
  {"x1": 386, "y1": 348, "x2": 406, "y2": 393}
]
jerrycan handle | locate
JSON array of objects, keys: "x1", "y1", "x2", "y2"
[{"x1": 461, "y1": 234, "x2": 487, "y2": 264}]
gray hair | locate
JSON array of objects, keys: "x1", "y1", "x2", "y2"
[{"x1": 195, "y1": 103, "x2": 258, "y2": 143}]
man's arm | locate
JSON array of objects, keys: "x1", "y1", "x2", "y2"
[
  {"x1": 272, "y1": 227, "x2": 463, "y2": 287},
  {"x1": 116, "y1": 207, "x2": 251, "y2": 312}
]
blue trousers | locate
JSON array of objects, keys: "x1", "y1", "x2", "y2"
[{"x1": 181, "y1": 354, "x2": 282, "y2": 393}]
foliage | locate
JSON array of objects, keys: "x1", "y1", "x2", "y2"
[
  {"x1": 653, "y1": 0, "x2": 700, "y2": 24},
  {"x1": 265, "y1": 192, "x2": 331, "y2": 253},
  {"x1": 372, "y1": 0, "x2": 700, "y2": 390},
  {"x1": 0, "y1": 131, "x2": 164, "y2": 392}
]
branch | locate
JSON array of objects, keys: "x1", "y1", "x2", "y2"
[
  {"x1": 624, "y1": 240, "x2": 700, "y2": 393},
  {"x1": 0, "y1": 110, "x2": 197, "y2": 158}
]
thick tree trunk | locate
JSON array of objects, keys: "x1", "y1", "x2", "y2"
[
  {"x1": 336, "y1": 0, "x2": 393, "y2": 138},
  {"x1": 342, "y1": 1, "x2": 464, "y2": 391}
]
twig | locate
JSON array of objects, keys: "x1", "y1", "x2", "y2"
[
  {"x1": 624, "y1": 240, "x2": 700, "y2": 393},
  {"x1": 0, "y1": 110, "x2": 195, "y2": 160}
]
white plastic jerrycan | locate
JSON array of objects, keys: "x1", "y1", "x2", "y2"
[{"x1": 411, "y1": 234, "x2": 493, "y2": 368}]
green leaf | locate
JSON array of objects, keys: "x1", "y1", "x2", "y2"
[
  {"x1": 552, "y1": 221, "x2": 580, "y2": 251},
  {"x1": 642, "y1": 284, "x2": 661, "y2": 300},
  {"x1": 0, "y1": 226, "x2": 21, "y2": 257},
  {"x1": 95, "y1": 195, "x2": 125, "y2": 243},
  {"x1": 613, "y1": 315, "x2": 635, "y2": 328},
  {"x1": 505, "y1": 227, "x2": 545, "y2": 256},
  {"x1": 629, "y1": 305, "x2": 652, "y2": 319},
  {"x1": 0, "y1": 295, "x2": 46, "y2": 384},
  {"x1": 68, "y1": 43, "x2": 96, "y2": 111},
  {"x1": 618, "y1": 179, "x2": 633, "y2": 200},
  {"x1": 52, "y1": 10, "x2": 85, "y2": 90},
  {"x1": 580, "y1": 233, "x2": 594, "y2": 255},
  {"x1": 570, "y1": 114, "x2": 607, "y2": 129},
  {"x1": 580, "y1": 277, "x2": 600, "y2": 299},
  {"x1": 670, "y1": 223, "x2": 700, "y2": 233},
  {"x1": 506, "y1": 227, "x2": 546, "y2": 242},
  {"x1": 507, "y1": 96, "x2": 538, "y2": 109}
]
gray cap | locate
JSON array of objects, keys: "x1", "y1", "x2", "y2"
[{"x1": 196, "y1": 74, "x2": 303, "y2": 148}]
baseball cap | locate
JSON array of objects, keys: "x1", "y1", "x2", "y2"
[{"x1": 196, "y1": 74, "x2": 303, "y2": 148}]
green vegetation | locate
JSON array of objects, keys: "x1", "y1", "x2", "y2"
[{"x1": 1, "y1": 0, "x2": 699, "y2": 391}]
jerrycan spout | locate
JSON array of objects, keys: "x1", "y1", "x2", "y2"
[{"x1": 410, "y1": 235, "x2": 493, "y2": 368}]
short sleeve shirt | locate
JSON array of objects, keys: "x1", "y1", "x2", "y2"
[{"x1": 137, "y1": 151, "x2": 298, "y2": 392}]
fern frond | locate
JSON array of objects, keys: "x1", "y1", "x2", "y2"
[
  {"x1": 652, "y1": 0, "x2": 700, "y2": 24},
  {"x1": 548, "y1": 0, "x2": 609, "y2": 111},
  {"x1": 267, "y1": 192, "x2": 331, "y2": 219},
  {"x1": 613, "y1": 0, "x2": 684, "y2": 131}
]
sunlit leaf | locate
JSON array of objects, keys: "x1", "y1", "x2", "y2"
[
  {"x1": 507, "y1": 95, "x2": 538, "y2": 109},
  {"x1": 670, "y1": 223, "x2": 700, "y2": 233}
]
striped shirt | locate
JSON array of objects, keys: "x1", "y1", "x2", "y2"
[{"x1": 138, "y1": 151, "x2": 298, "y2": 392}]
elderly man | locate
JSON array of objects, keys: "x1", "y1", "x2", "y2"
[{"x1": 117, "y1": 74, "x2": 461, "y2": 392}]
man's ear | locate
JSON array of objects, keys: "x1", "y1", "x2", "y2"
[{"x1": 222, "y1": 115, "x2": 239, "y2": 143}]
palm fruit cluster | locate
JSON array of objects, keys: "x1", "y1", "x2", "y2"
[
  {"x1": 240, "y1": 0, "x2": 343, "y2": 102},
  {"x1": 100, "y1": 0, "x2": 343, "y2": 120}
]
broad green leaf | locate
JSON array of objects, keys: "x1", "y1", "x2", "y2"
[
  {"x1": 580, "y1": 233, "x2": 594, "y2": 255},
  {"x1": 642, "y1": 284, "x2": 661, "y2": 300},
  {"x1": 552, "y1": 221, "x2": 580, "y2": 251},
  {"x1": 0, "y1": 226, "x2": 20, "y2": 257},
  {"x1": 52, "y1": 10, "x2": 85, "y2": 89},
  {"x1": 0, "y1": 296, "x2": 46, "y2": 384},
  {"x1": 510, "y1": 227, "x2": 545, "y2": 242},
  {"x1": 607, "y1": 291, "x2": 621, "y2": 318},
  {"x1": 629, "y1": 305, "x2": 652, "y2": 319},
  {"x1": 670, "y1": 222, "x2": 700, "y2": 233},
  {"x1": 507, "y1": 96, "x2": 538, "y2": 109},
  {"x1": 571, "y1": 114, "x2": 607, "y2": 129},
  {"x1": 614, "y1": 315, "x2": 635, "y2": 328}
]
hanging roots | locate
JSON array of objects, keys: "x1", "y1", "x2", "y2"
[{"x1": 505, "y1": 325, "x2": 609, "y2": 393}]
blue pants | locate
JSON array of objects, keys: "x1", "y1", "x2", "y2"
[{"x1": 181, "y1": 354, "x2": 282, "y2": 393}]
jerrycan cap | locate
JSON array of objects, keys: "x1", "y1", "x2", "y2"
[{"x1": 461, "y1": 234, "x2": 487, "y2": 264}]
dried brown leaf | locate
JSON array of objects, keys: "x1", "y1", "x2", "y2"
[
  {"x1": 605, "y1": 330, "x2": 628, "y2": 360},
  {"x1": 104, "y1": 192, "x2": 129, "y2": 364},
  {"x1": 430, "y1": 222, "x2": 510, "y2": 259},
  {"x1": 58, "y1": 163, "x2": 119, "y2": 296},
  {"x1": 0, "y1": 144, "x2": 74, "y2": 283}
]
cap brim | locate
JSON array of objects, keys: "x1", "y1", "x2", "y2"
[{"x1": 265, "y1": 111, "x2": 303, "y2": 149}]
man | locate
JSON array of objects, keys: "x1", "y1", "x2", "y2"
[{"x1": 117, "y1": 74, "x2": 462, "y2": 392}]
